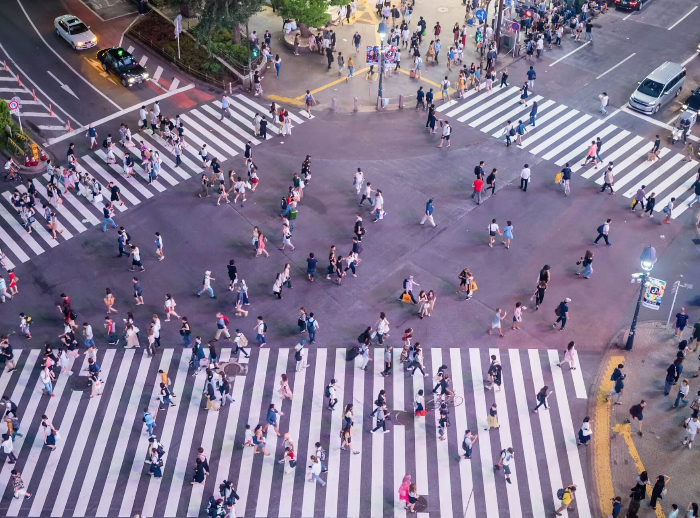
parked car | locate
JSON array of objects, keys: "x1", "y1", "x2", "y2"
[
  {"x1": 54, "y1": 15, "x2": 97, "y2": 50},
  {"x1": 614, "y1": 0, "x2": 652, "y2": 11},
  {"x1": 682, "y1": 86, "x2": 700, "y2": 113},
  {"x1": 96, "y1": 47, "x2": 149, "y2": 88},
  {"x1": 629, "y1": 62, "x2": 686, "y2": 115}
]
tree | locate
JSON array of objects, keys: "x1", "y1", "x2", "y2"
[
  {"x1": 276, "y1": 0, "x2": 345, "y2": 36},
  {"x1": 196, "y1": 0, "x2": 264, "y2": 43}
]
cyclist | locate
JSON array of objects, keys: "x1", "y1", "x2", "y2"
[
  {"x1": 559, "y1": 163, "x2": 572, "y2": 196},
  {"x1": 431, "y1": 364, "x2": 448, "y2": 394},
  {"x1": 4, "y1": 158, "x2": 20, "y2": 180},
  {"x1": 437, "y1": 373, "x2": 454, "y2": 403}
]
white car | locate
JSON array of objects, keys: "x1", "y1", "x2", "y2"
[{"x1": 54, "y1": 15, "x2": 97, "y2": 50}]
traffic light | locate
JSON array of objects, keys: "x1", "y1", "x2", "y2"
[{"x1": 251, "y1": 46, "x2": 259, "y2": 58}]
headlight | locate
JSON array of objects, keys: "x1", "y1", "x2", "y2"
[
  {"x1": 76, "y1": 41, "x2": 84, "y2": 47},
  {"x1": 128, "y1": 77, "x2": 135, "y2": 83},
  {"x1": 682, "y1": 104, "x2": 688, "y2": 110},
  {"x1": 142, "y1": 73, "x2": 149, "y2": 79},
  {"x1": 91, "y1": 37, "x2": 97, "y2": 43}
]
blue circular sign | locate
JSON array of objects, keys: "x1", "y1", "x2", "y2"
[
  {"x1": 475, "y1": 9, "x2": 487, "y2": 21},
  {"x1": 511, "y1": 21, "x2": 520, "y2": 31}
]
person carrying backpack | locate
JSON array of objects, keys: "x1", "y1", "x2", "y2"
[
  {"x1": 325, "y1": 379, "x2": 338, "y2": 410},
  {"x1": 555, "y1": 484, "x2": 576, "y2": 515}
]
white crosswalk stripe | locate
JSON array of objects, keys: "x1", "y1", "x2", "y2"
[
  {"x1": 0, "y1": 346, "x2": 591, "y2": 518},
  {"x1": 0, "y1": 95, "x2": 309, "y2": 268}
]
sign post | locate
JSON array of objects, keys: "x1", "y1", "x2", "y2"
[
  {"x1": 174, "y1": 14, "x2": 183, "y2": 60},
  {"x1": 7, "y1": 98, "x2": 21, "y2": 133}
]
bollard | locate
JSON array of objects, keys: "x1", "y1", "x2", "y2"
[
  {"x1": 32, "y1": 89, "x2": 37, "y2": 102},
  {"x1": 330, "y1": 97, "x2": 336, "y2": 111},
  {"x1": 49, "y1": 104, "x2": 53, "y2": 116},
  {"x1": 67, "y1": 119, "x2": 72, "y2": 132},
  {"x1": 353, "y1": 97, "x2": 359, "y2": 112},
  {"x1": 228, "y1": 82, "x2": 232, "y2": 94},
  {"x1": 17, "y1": 75, "x2": 21, "y2": 88},
  {"x1": 377, "y1": 96, "x2": 382, "y2": 110},
  {"x1": 399, "y1": 95, "x2": 404, "y2": 109}
]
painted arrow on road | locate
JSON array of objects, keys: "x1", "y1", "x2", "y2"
[{"x1": 47, "y1": 71, "x2": 80, "y2": 100}]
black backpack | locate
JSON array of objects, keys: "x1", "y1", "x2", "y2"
[
  {"x1": 295, "y1": 350, "x2": 302, "y2": 361},
  {"x1": 102, "y1": 139, "x2": 108, "y2": 149},
  {"x1": 324, "y1": 384, "x2": 331, "y2": 398},
  {"x1": 597, "y1": 224, "x2": 605, "y2": 234},
  {"x1": 263, "y1": 323, "x2": 268, "y2": 333},
  {"x1": 157, "y1": 443, "x2": 166, "y2": 457}
]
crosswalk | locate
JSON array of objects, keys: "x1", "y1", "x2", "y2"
[
  {"x1": 435, "y1": 87, "x2": 698, "y2": 217},
  {"x1": 0, "y1": 345, "x2": 591, "y2": 517},
  {"x1": 0, "y1": 95, "x2": 313, "y2": 270}
]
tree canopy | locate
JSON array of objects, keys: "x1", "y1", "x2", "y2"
[{"x1": 276, "y1": 0, "x2": 346, "y2": 28}]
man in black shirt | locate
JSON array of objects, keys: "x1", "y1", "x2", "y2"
[
  {"x1": 108, "y1": 182, "x2": 123, "y2": 207},
  {"x1": 227, "y1": 260, "x2": 237, "y2": 290},
  {"x1": 102, "y1": 203, "x2": 116, "y2": 232},
  {"x1": 306, "y1": 253, "x2": 318, "y2": 281},
  {"x1": 552, "y1": 298, "x2": 570, "y2": 330}
]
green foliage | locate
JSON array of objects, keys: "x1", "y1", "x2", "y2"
[
  {"x1": 197, "y1": 0, "x2": 264, "y2": 39},
  {"x1": 0, "y1": 101, "x2": 12, "y2": 131},
  {"x1": 208, "y1": 28, "x2": 251, "y2": 67},
  {"x1": 277, "y1": 0, "x2": 332, "y2": 28}
]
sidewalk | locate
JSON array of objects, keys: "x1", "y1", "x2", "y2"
[
  {"x1": 595, "y1": 321, "x2": 700, "y2": 518},
  {"x1": 247, "y1": 0, "x2": 521, "y2": 111}
]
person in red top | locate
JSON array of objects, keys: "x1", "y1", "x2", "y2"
[{"x1": 473, "y1": 175, "x2": 484, "y2": 205}]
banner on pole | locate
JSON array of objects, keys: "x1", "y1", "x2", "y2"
[{"x1": 642, "y1": 277, "x2": 666, "y2": 310}]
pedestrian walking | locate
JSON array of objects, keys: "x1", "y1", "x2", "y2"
[
  {"x1": 557, "y1": 341, "x2": 578, "y2": 370},
  {"x1": 599, "y1": 92, "x2": 609, "y2": 115},
  {"x1": 494, "y1": 447, "x2": 514, "y2": 483},
  {"x1": 488, "y1": 308, "x2": 507, "y2": 338},
  {"x1": 577, "y1": 416, "x2": 592, "y2": 446},
  {"x1": 487, "y1": 219, "x2": 501, "y2": 247},
  {"x1": 554, "y1": 485, "x2": 576, "y2": 516},
  {"x1": 485, "y1": 403, "x2": 500, "y2": 430},
  {"x1": 520, "y1": 164, "x2": 530, "y2": 191},
  {"x1": 662, "y1": 197, "x2": 676, "y2": 224},
  {"x1": 675, "y1": 307, "x2": 690, "y2": 339},
  {"x1": 552, "y1": 298, "x2": 571, "y2": 330},
  {"x1": 420, "y1": 198, "x2": 436, "y2": 226},
  {"x1": 11, "y1": 470, "x2": 31, "y2": 499},
  {"x1": 625, "y1": 400, "x2": 646, "y2": 436},
  {"x1": 532, "y1": 385, "x2": 552, "y2": 412},
  {"x1": 576, "y1": 250, "x2": 594, "y2": 278},
  {"x1": 197, "y1": 270, "x2": 216, "y2": 298},
  {"x1": 593, "y1": 219, "x2": 612, "y2": 246}
]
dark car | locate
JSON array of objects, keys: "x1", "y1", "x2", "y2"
[
  {"x1": 682, "y1": 86, "x2": 700, "y2": 113},
  {"x1": 614, "y1": 0, "x2": 651, "y2": 11},
  {"x1": 96, "y1": 47, "x2": 149, "y2": 87}
]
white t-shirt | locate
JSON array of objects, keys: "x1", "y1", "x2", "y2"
[
  {"x1": 520, "y1": 167, "x2": 531, "y2": 180},
  {"x1": 488, "y1": 223, "x2": 500, "y2": 233},
  {"x1": 257, "y1": 322, "x2": 265, "y2": 334},
  {"x1": 686, "y1": 418, "x2": 700, "y2": 436}
]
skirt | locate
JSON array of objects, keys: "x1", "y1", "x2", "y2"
[
  {"x1": 578, "y1": 430, "x2": 591, "y2": 444},
  {"x1": 487, "y1": 415, "x2": 499, "y2": 428},
  {"x1": 150, "y1": 463, "x2": 162, "y2": 477}
]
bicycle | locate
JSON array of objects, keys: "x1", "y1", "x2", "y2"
[
  {"x1": 425, "y1": 393, "x2": 463, "y2": 411},
  {"x1": 3, "y1": 171, "x2": 24, "y2": 184}
]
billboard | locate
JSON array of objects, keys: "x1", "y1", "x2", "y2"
[
  {"x1": 641, "y1": 277, "x2": 666, "y2": 310},
  {"x1": 366, "y1": 45, "x2": 398, "y2": 66}
]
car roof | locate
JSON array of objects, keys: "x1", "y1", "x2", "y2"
[
  {"x1": 57, "y1": 15, "x2": 83, "y2": 26},
  {"x1": 645, "y1": 61, "x2": 685, "y2": 83},
  {"x1": 107, "y1": 47, "x2": 132, "y2": 58}
]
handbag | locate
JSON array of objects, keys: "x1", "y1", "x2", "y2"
[
  {"x1": 401, "y1": 293, "x2": 412, "y2": 303},
  {"x1": 554, "y1": 172, "x2": 562, "y2": 184},
  {"x1": 470, "y1": 280, "x2": 478, "y2": 292}
]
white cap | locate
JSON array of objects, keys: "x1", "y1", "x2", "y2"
[
  {"x1": 205, "y1": 270, "x2": 211, "y2": 275},
  {"x1": 564, "y1": 297, "x2": 572, "y2": 303}
]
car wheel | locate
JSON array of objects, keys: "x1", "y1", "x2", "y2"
[
  {"x1": 121, "y1": 78, "x2": 128, "y2": 87},
  {"x1": 101, "y1": 62, "x2": 108, "y2": 72}
]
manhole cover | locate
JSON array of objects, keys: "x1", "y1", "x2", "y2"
[
  {"x1": 415, "y1": 496, "x2": 428, "y2": 512},
  {"x1": 437, "y1": 6, "x2": 449, "y2": 12},
  {"x1": 223, "y1": 362, "x2": 246, "y2": 377}
]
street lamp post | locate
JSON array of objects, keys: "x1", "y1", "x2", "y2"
[
  {"x1": 377, "y1": 21, "x2": 388, "y2": 108},
  {"x1": 625, "y1": 245, "x2": 657, "y2": 350}
]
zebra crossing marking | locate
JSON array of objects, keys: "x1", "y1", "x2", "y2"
[
  {"x1": 1, "y1": 191, "x2": 59, "y2": 247},
  {"x1": 446, "y1": 87, "x2": 503, "y2": 118},
  {"x1": 540, "y1": 118, "x2": 607, "y2": 161},
  {"x1": 565, "y1": 129, "x2": 629, "y2": 170},
  {"x1": 26, "y1": 181, "x2": 84, "y2": 235},
  {"x1": 518, "y1": 108, "x2": 578, "y2": 149},
  {"x1": 457, "y1": 88, "x2": 519, "y2": 123},
  {"x1": 325, "y1": 348, "x2": 349, "y2": 518},
  {"x1": 0, "y1": 197, "x2": 44, "y2": 255},
  {"x1": 370, "y1": 348, "x2": 386, "y2": 518},
  {"x1": 180, "y1": 113, "x2": 241, "y2": 157},
  {"x1": 468, "y1": 90, "x2": 528, "y2": 128},
  {"x1": 431, "y1": 349, "x2": 453, "y2": 518},
  {"x1": 451, "y1": 348, "x2": 476, "y2": 518},
  {"x1": 82, "y1": 155, "x2": 141, "y2": 207},
  {"x1": 202, "y1": 103, "x2": 264, "y2": 143},
  {"x1": 479, "y1": 95, "x2": 547, "y2": 134},
  {"x1": 530, "y1": 114, "x2": 593, "y2": 156},
  {"x1": 110, "y1": 146, "x2": 168, "y2": 192},
  {"x1": 95, "y1": 149, "x2": 156, "y2": 200},
  {"x1": 620, "y1": 151, "x2": 682, "y2": 196}
]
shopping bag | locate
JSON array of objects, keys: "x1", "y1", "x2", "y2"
[
  {"x1": 401, "y1": 293, "x2": 412, "y2": 303},
  {"x1": 554, "y1": 172, "x2": 562, "y2": 184},
  {"x1": 470, "y1": 280, "x2": 478, "y2": 292}
]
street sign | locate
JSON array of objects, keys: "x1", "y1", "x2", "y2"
[
  {"x1": 511, "y1": 21, "x2": 520, "y2": 31},
  {"x1": 475, "y1": 9, "x2": 487, "y2": 21},
  {"x1": 174, "y1": 14, "x2": 183, "y2": 37},
  {"x1": 11, "y1": 96, "x2": 22, "y2": 109},
  {"x1": 642, "y1": 277, "x2": 666, "y2": 310},
  {"x1": 7, "y1": 100, "x2": 18, "y2": 111}
]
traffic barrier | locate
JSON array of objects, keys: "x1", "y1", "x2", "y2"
[
  {"x1": 17, "y1": 75, "x2": 21, "y2": 88},
  {"x1": 32, "y1": 89, "x2": 37, "y2": 102},
  {"x1": 399, "y1": 95, "x2": 404, "y2": 109},
  {"x1": 330, "y1": 97, "x2": 336, "y2": 111},
  {"x1": 354, "y1": 97, "x2": 358, "y2": 112},
  {"x1": 49, "y1": 104, "x2": 53, "y2": 116},
  {"x1": 67, "y1": 119, "x2": 72, "y2": 132},
  {"x1": 3, "y1": 61, "x2": 7, "y2": 72}
]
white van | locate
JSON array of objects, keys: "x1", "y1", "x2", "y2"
[{"x1": 629, "y1": 62, "x2": 686, "y2": 115}]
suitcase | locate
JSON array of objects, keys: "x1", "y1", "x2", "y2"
[
  {"x1": 346, "y1": 346, "x2": 360, "y2": 362},
  {"x1": 410, "y1": 69, "x2": 416, "y2": 78},
  {"x1": 289, "y1": 209, "x2": 298, "y2": 220}
]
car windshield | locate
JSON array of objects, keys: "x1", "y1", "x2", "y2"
[
  {"x1": 69, "y1": 23, "x2": 89, "y2": 35},
  {"x1": 116, "y1": 56, "x2": 136, "y2": 69},
  {"x1": 637, "y1": 79, "x2": 663, "y2": 98}
]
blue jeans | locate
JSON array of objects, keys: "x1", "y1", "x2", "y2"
[
  {"x1": 281, "y1": 205, "x2": 292, "y2": 217},
  {"x1": 308, "y1": 329, "x2": 316, "y2": 343},
  {"x1": 347, "y1": 66, "x2": 354, "y2": 78},
  {"x1": 85, "y1": 338, "x2": 95, "y2": 348},
  {"x1": 583, "y1": 32, "x2": 592, "y2": 41},
  {"x1": 674, "y1": 390, "x2": 688, "y2": 407},
  {"x1": 198, "y1": 286, "x2": 214, "y2": 298},
  {"x1": 257, "y1": 333, "x2": 266, "y2": 346},
  {"x1": 530, "y1": 114, "x2": 536, "y2": 126},
  {"x1": 43, "y1": 381, "x2": 53, "y2": 395},
  {"x1": 103, "y1": 217, "x2": 116, "y2": 232},
  {"x1": 183, "y1": 333, "x2": 191, "y2": 346},
  {"x1": 146, "y1": 421, "x2": 155, "y2": 435},
  {"x1": 275, "y1": 63, "x2": 280, "y2": 77},
  {"x1": 584, "y1": 263, "x2": 592, "y2": 277},
  {"x1": 664, "y1": 379, "x2": 674, "y2": 396}
]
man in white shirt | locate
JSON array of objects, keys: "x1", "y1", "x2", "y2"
[
  {"x1": 1, "y1": 433, "x2": 16, "y2": 463},
  {"x1": 599, "y1": 92, "x2": 609, "y2": 115},
  {"x1": 683, "y1": 416, "x2": 700, "y2": 448},
  {"x1": 353, "y1": 168, "x2": 364, "y2": 195},
  {"x1": 438, "y1": 122, "x2": 452, "y2": 148},
  {"x1": 520, "y1": 164, "x2": 531, "y2": 191},
  {"x1": 326, "y1": 379, "x2": 338, "y2": 410}
]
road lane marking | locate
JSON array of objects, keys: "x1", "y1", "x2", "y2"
[
  {"x1": 47, "y1": 70, "x2": 80, "y2": 100},
  {"x1": 681, "y1": 52, "x2": 699, "y2": 67},
  {"x1": 152, "y1": 66, "x2": 163, "y2": 82},
  {"x1": 45, "y1": 83, "x2": 196, "y2": 146},
  {"x1": 17, "y1": 0, "x2": 123, "y2": 110},
  {"x1": 549, "y1": 41, "x2": 590, "y2": 67},
  {"x1": 623, "y1": 12, "x2": 633, "y2": 20},
  {"x1": 619, "y1": 105, "x2": 700, "y2": 142},
  {"x1": 0, "y1": 197, "x2": 44, "y2": 255},
  {"x1": 126, "y1": 45, "x2": 135, "y2": 54},
  {"x1": 596, "y1": 53, "x2": 636, "y2": 80},
  {"x1": 169, "y1": 78, "x2": 180, "y2": 91},
  {"x1": 668, "y1": 6, "x2": 698, "y2": 30},
  {"x1": 139, "y1": 55, "x2": 148, "y2": 67}
]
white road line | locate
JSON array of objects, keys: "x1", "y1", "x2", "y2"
[
  {"x1": 297, "y1": 110, "x2": 316, "y2": 120},
  {"x1": 681, "y1": 53, "x2": 699, "y2": 67},
  {"x1": 516, "y1": 107, "x2": 575, "y2": 147},
  {"x1": 347, "y1": 351, "x2": 365, "y2": 518},
  {"x1": 139, "y1": 55, "x2": 148, "y2": 67},
  {"x1": 152, "y1": 66, "x2": 163, "y2": 82},
  {"x1": 50, "y1": 350, "x2": 118, "y2": 516},
  {"x1": 110, "y1": 147, "x2": 167, "y2": 192},
  {"x1": 73, "y1": 350, "x2": 139, "y2": 516},
  {"x1": 619, "y1": 106, "x2": 700, "y2": 143},
  {"x1": 623, "y1": 12, "x2": 633, "y2": 20},
  {"x1": 592, "y1": 141, "x2": 654, "y2": 184},
  {"x1": 619, "y1": 150, "x2": 679, "y2": 194},
  {"x1": 301, "y1": 349, "x2": 328, "y2": 518},
  {"x1": 180, "y1": 113, "x2": 240, "y2": 157},
  {"x1": 0, "y1": 350, "x2": 23, "y2": 409},
  {"x1": 530, "y1": 114, "x2": 592, "y2": 155},
  {"x1": 547, "y1": 350, "x2": 591, "y2": 518},
  {"x1": 2, "y1": 99, "x2": 40, "y2": 105},
  {"x1": 1, "y1": 191, "x2": 57, "y2": 248},
  {"x1": 412, "y1": 354, "x2": 429, "y2": 504},
  {"x1": 528, "y1": 350, "x2": 563, "y2": 510},
  {"x1": 95, "y1": 149, "x2": 155, "y2": 200},
  {"x1": 169, "y1": 78, "x2": 181, "y2": 91},
  {"x1": 576, "y1": 132, "x2": 636, "y2": 175},
  {"x1": 637, "y1": 159, "x2": 698, "y2": 200},
  {"x1": 97, "y1": 350, "x2": 169, "y2": 517},
  {"x1": 370, "y1": 348, "x2": 385, "y2": 518},
  {"x1": 671, "y1": 192, "x2": 696, "y2": 219},
  {"x1": 540, "y1": 118, "x2": 608, "y2": 161},
  {"x1": 445, "y1": 87, "x2": 518, "y2": 120},
  {"x1": 211, "y1": 363, "x2": 246, "y2": 514},
  {"x1": 490, "y1": 348, "x2": 521, "y2": 518},
  {"x1": 18, "y1": 111, "x2": 61, "y2": 117},
  {"x1": 0, "y1": 77, "x2": 19, "y2": 82},
  {"x1": 495, "y1": 103, "x2": 566, "y2": 139},
  {"x1": 126, "y1": 46, "x2": 135, "y2": 54},
  {"x1": 392, "y1": 347, "x2": 405, "y2": 518},
  {"x1": 236, "y1": 349, "x2": 271, "y2": 514},
  {"x1": 188, "y1": 349, "x2": 231, "y2": 517},
  {"x1": 17, "y1": 0, "x2": 121, "y2": 109},
  {"x1": 0, "y1": 215, "x2": 25, "y2": 263},
  {"x1": 82, "y1": 155, "x2": 141, "y2": 206},
  {"x1": 28, "y1": 394, "x2": 82, "y2": 517},
  {"x1": 326, "y1": 349, "x2": 350, "y2": 517},
  {"x1": 458, "y1": 87, "x2": 521, "y2": 123},
  {"x1": 480, "y1": 96, "x2": 546, "y2": 133},
  {"x1": 668, "y1": 6, "x2": 698, "y2": 30},
  {"x1": 596, "y1": 53, "x2": 636, "y2": 80},
  {"x1": 188, "y1": 108, "x2": 248, "y2": 150},
  {"x1": 450, "y1": 349, "x2": 475, "y2": 518},
  {"x1": 45, "y1": 83, "x2": 196, "y2": 146},
  {"x1": 41, "y1": 173, "x2": 106, "y2": 219},
  {"x1": 173, "y1": 120, "x2": 230, "y2": 164},
  {"x1": 0, "y1": 197, "x2": 44, "y2": 255},
  {"x1": 434, "y1": 99, "x2": 459, "y2": 112},
  {"x1": 469, "y1": 92, "x2": 531, "y2": 128},
  {"x1": 549, "y1": 41, "x2": 591, "y2": 66},
  {"x1": 431, "y1": 349, "x2": 453, "y2": 518},
  {"x1": 202, "y1": 104, "x2": 262, "y2": 144},
  {"x1": 37, "y1": 125, "x2": 68, "y2": 131},
  {"x1": 278, "y1": 349, "x2": 309, "y2": 518},
  {"x1": 216, "y1": 99, "x2": 280, "y2": 135},
  {"x1": 469, "y1": 349, "x2": 498, "y2": 518},
  {"x1": 138, "y1": 132, "x2": 196, "y2": 178},
  {"x1": 657, "y1": 168, "x2": 700, "y2": 215},
  {"x1": 27, "y1": 182, "x2": 84, "y2": 235},
  {"x1": 508, "y1": 350, "x2": 546, "y2": 518},
  {"x1": 559, "y1": 126, "x2": 622, "y2": 168},
  {"x1": 255, "y1": 349, "x2": 288, "y2": 517},
  {"x1": 0, "y1": 87, "x2": 31, "y2": 93},
  {"x1": 5, "y1": 354, "x2": 70, "y2": 516},
  {"x1": 117, "y1": 350, "x2": 188, "y2": 517}
]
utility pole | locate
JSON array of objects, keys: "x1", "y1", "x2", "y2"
[
  {"x1": 245, "y1": 18, "x2": 253, "y2": 92},
  {"x1": 493, "y1": 0, "x2": 505, "y2": 55}
]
